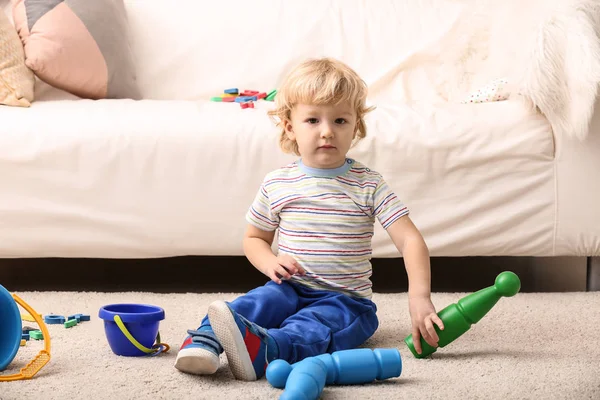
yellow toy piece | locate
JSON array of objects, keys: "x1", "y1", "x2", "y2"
[
  {"x1": 0, "y1": 294, "x2": 51, "y2": 381},
  {"x1": 20, "y1": 313, "x2": 42, "y2": 323}
]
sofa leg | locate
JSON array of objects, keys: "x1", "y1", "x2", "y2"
[{"x1": 587, "y1": 257, "x2": 600, "y2": 291}]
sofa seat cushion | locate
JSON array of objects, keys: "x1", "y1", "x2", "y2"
[{"x1": 0, "y1": 98, "x2": 554, "y2": 257}]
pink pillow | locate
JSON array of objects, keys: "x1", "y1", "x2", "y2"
[{"x1": 12, "y1": 0, "x2": 140, "y2": 100}]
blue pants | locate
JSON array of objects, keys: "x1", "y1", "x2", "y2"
[{"x1": 200, "y1": 281, "x2": 378, "y2": 364}]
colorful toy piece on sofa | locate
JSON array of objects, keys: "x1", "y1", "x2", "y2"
[{"x1": 210, "y1": 88, "x2": 277, "y2": 107}]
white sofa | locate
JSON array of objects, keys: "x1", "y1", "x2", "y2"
[{"x1": 1, "y1": 1, "x2": 599, "y2": 287}]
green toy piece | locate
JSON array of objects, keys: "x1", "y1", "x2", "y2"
[
  {"x1": 30, "y1": 330, "x2": 44, "y2": 340},
  {"x1": 265, "y1": 89, "x2": 277, "y2": 101},
  {"x1": 64, "y1": 319, "x2": 78, "y2": 328},
  {"x1": 404, "y1": 271, "x2": 521, "y2": 358}
]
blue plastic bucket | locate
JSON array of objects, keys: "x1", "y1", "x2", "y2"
[
  {"x1": 98, "y1": 304, "x2": 165, "y2": 357},
  {"x1": 0, "y1": 285, "x2": 22, "y2": 371}
]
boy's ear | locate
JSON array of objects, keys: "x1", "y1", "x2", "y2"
[{"x1": 284, "y1": 120, "x2": 296, "y2": 140}]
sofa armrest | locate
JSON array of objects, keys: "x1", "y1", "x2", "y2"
[{"x1": 554, "y1": 95, "x2": 600, "y2": 256}]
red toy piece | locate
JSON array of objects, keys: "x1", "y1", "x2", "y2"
[{"x1": 240, "y1": 90, "x2": 259, "y2": 96}]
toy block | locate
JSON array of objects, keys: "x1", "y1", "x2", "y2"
[
  {"x1": 240, "y1": 90, "x2": 259, "y2": 96},
  {"x1": 235, "y1": 96, "x2": 253, "y2": 103},
  {"x1": 236, "y1": 95, "x2": 258, "y2": 102},
  {"x1": 44, "y1": 314, "x2": 66, "y2": 324},
  {"x1": 265, "y1": 89, "x2": 277, "y2": 101},
  {"x1": 30, "y1": 330, "x2": 44, "y2": 340},
  {"x1": 68, "y1": 313, "x2": 90, "y2": 322},
  {"x1": 20, "y1": 339, "x2": 26, "y2": 347},
  {"x1": 257, "y1": 92, "x2": 267, "y2": 100},
  {"x1": 220, "y1": 93, "x2": 237, "y2": 97},
  {"x1": 22, "y1": 326, "x2": 36, "y2": 333},
  {"x1": 224, "y1": 88, "x2": 239, "y2": 94},
  {"x1": 222, "y1": 96, "x2": 236, "y2": 102},
  {"x1": 64, "y1": 319, "x2": 78, "y2": 328},
  {"x1": 240, "y1": 101, "x2": 254, "y2": 109},
  {"x1": 22, "y1": 333, "x2": 30, "y2": 341},
  {"x1": 21, "y1": 313, "x2": 41, "y2": 322},
  {"x1": 68, "y1": 314, "x2": 81, "y2": 322},
  {"x1": 210, "y1": 96, "x2": 223, "y2": 102}
]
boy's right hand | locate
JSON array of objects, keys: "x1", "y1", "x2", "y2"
[{"x1": 265, "y1": 254, "x2": 306, "y2": 284}]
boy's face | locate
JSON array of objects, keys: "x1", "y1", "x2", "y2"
[{"x1": 284, "y1": 102, "x2": 358, "y2": 169}]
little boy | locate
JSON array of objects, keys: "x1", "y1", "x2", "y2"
[{"x1": 175, "y1": 57, "x2": 443, "y2": 381}]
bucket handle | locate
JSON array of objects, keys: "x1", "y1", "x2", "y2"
[
  {"x1": 113, "y1": 315, "x2": 170, "y2": 355},
  {"x1": 0, "y1": 294, "x2": 51, "y2": 382}
]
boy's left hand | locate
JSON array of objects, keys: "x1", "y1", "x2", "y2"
[{"x1": 408, "y1": 295, "x2": 444, "y2": 355}]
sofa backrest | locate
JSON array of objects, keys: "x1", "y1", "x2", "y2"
[
  {"x1": 1, "y1": 0, "x2": 467, "y2": 102},
  {"x1": 123, "y1": 0, "x2": 464, "y2": 101}
]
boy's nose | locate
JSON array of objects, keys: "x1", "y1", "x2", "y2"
[{"x1": 321, "y1": 127, "x2": 334, "y2": 138}]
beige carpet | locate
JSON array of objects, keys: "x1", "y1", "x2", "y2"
[{"x1": 1, "y1": 290, "x2": 599, "y2": 400}]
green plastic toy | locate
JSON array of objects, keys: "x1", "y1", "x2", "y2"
[{"x1": 404, "y1": 271, "x2": 521, "y2": 358}]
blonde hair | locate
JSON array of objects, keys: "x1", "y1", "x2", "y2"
[{"x1": 268, "y1": 58, "x2": 375, "y2": 156}]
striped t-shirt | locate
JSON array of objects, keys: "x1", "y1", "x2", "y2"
[{"x1": 246, "y1": 158, "x2": 409, "y2": 299}]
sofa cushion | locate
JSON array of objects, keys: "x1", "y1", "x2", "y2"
[
  {"x1": 0, "y1": 9, "x2": 33, "y2": 106},
  {"x1": 12, "y1": 0, "x2": 140, "y2": 100},
  {"x1": 0, "y1": 98, "x2": 555, "y2": 257}
]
